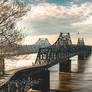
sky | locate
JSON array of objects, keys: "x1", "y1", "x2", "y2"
[{"x1": 12, "y1": 0, "x2": 92, "y2": 45}]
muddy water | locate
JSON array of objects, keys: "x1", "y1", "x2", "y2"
[
  {"x1": 50, "y1": 55, "x2": 92, "y2": 92},
  {"x1": 5, "y1": 54, "x2": 92, "y2": 92}
]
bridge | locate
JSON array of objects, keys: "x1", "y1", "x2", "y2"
[
  {"x1": 0, "y1": 32, "x2": 91, "y2": 92},
  {"x1": 35, "y1": 33, "x2": 91, "y2": 69}
]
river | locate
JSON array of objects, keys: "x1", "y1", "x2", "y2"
[{"x1": 5, "y1": 53, "x2": 92, "y2": 92}]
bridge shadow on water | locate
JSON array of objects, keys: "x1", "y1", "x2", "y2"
[{"x1": 50, "y1": 55, "x2": 92, "y2": 92}]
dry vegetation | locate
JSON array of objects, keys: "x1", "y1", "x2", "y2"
[{"x1": 0, "y1": 0, "x2": 30, "y2": 56}]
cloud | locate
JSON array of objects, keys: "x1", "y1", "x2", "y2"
[
  {"x1": 30, "y1": 3, "x2": 87, "y2": 21},
  {"x1": 72, "y1": 16, "x2": 92, "y2": 25},
  {"x1": 17, "y1": 2, "x2": 92, "y2": 45},
  {"x1": 23, "y1": 34, "x2": 58, "y2": 45},
  {"x1": 72, "y1": 15, "x2": 92, "y2": 36},
  {"x1": 29, "y1": 2, "x2": 92, "y2": 20}
]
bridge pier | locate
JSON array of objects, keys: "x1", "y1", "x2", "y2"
[
  {"x1": 78, "y1": 50, "x2": 91, "y2": 60},
  {"x1": 59, "y1": 59, "x2": 71, "y2": 72},
  {"x1": 32, "y1": 70, "x2": 50, "y2": 92},
  {"x1": 78, "y1": 46, "x2": 91, "y2": 60},
  {"x1": 78, "y1": 54, "x2": 86, "y2": 60}
]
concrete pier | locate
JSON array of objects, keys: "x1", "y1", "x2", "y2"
[
  {"x1": 32, "y1": 70, "x2": 50, "y2": 92},
  {"x1": 78, "y1": 54, "x2": 86, "y2": 60},
  {"x1": 78, "y1": 47, "x2": 91, "y2": 60},
  {"x1": 59, "y1": 59, "x2": 71, "y2": 72}
]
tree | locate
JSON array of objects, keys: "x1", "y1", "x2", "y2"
[{"x1": 0, "y1": 0, "x2": 31, "y2": 75}]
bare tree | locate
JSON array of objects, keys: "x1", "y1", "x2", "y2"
[{"x1": 0, "y1": 0, "x2": 31, "y2": 75}]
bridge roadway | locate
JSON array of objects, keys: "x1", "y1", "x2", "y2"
[
  {"x1": 0, "y1": 64, "x2": 47, "y2": 86},
  {"x1": 0, "y1": 64, "x2": 49, "y2": 92}
]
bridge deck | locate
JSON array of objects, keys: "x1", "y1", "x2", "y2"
[
  {"x1": 0, "y1": 66, "x2": 31, "y2": 86},
  {"x1": 0, "y1": 64, "x2": 47, "y2": 87},
  {"x1": 0, "y1": 66, "x2": 35, "y2": 86}
]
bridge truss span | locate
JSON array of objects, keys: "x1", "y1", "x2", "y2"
[{"x1": 35, "y1": 33, "x2": 91, "y2": 67}]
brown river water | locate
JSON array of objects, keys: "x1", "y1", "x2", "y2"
[
  {"x1": 5, "y1": 54, "x2": 92, "y2": 92},
  {"x1": 50, "y1": 54, "x2": 92, "y2": 92}
]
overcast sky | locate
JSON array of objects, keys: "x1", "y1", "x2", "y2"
[{"x1": 13, "y1": 0, "x2": 92, "y2": 45}]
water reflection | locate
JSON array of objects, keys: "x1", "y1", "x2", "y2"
[
  {"x1": 50, "y1": 55, "x2": 92, "y2": 92},
  {"x1": 77, "y1": 59, "x2": 86, "y2": 73}
]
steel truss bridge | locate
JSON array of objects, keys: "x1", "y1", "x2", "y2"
[
  {"x1": 0, "y1": 32, "x2": 92, "y2": 92},
  {"x1": 35, "y1": 32, "x2": 91, "y2": 67}
]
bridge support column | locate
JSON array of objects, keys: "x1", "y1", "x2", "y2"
[
  {"x1": 32, "y1": 70, "x2": 50, "y2": 92},
  {"x1": 78, "y1": 52, "x2": 91, "y2": 60},
  {"x1": 59, "y1": 59, "x2": 71, "y2": 72},
  {"x1": 78, "y1": 54, "x2": 85, "y2": 60},
  {"x1": 78, "y1": 48, "x2": 91, "y2": 60}
]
